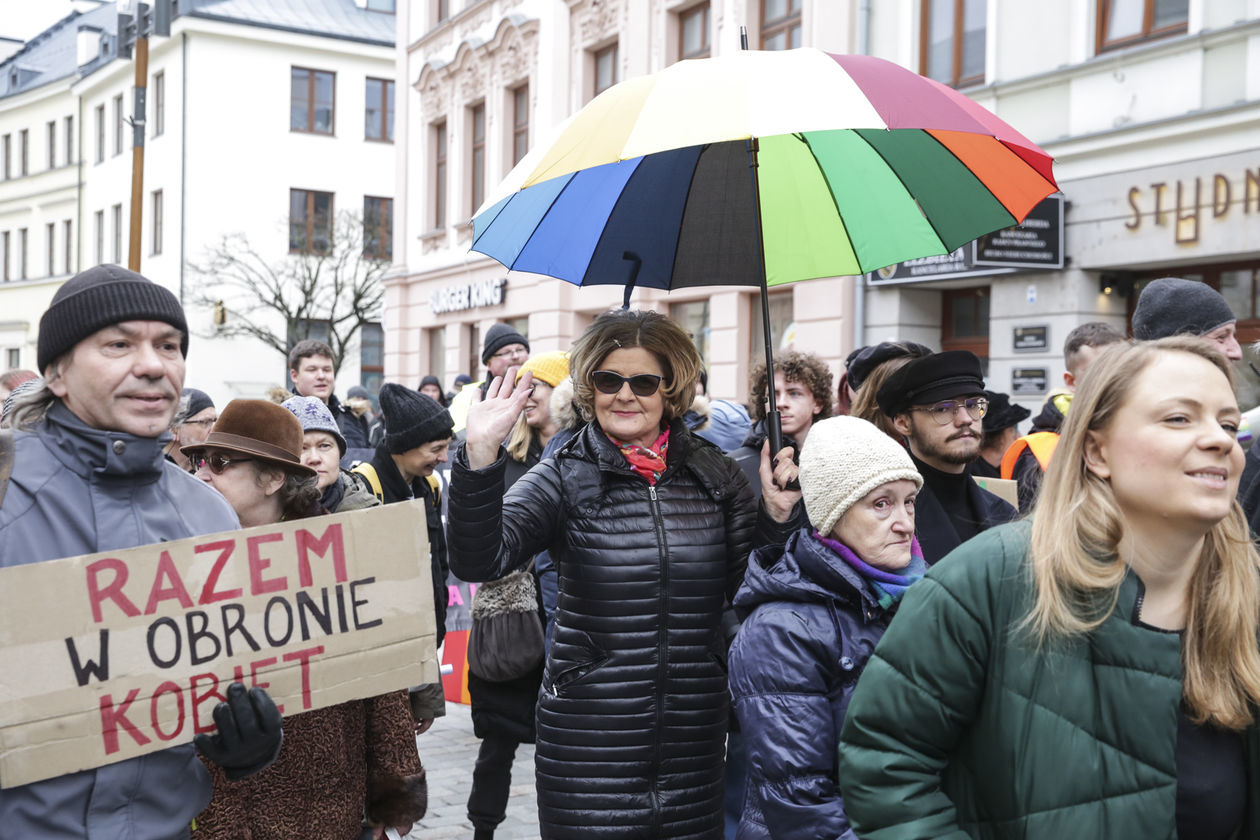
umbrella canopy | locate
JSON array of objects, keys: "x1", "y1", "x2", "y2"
[{"x1": 472, "y1": 48, "x2": 1059, "y2": 291}]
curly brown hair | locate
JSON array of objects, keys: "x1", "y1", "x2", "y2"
[{"x1": 747, "y1": 351, "x2": 834, "y2": 424}]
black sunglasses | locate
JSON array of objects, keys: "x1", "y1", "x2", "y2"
[
  {"x1": 188, "y1": 452, "x2": 254, "y2": 475},
  {"x1": 591, "y1": 370, "x2": 664, "y2": 397}
]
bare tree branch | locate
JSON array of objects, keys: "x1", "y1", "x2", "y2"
[{"x1": 185, "y1": 211, "x2": 387, "y2": 371}]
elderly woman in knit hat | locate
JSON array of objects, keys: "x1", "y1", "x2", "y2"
[
  {"x1": 184, "y1": 398, "x2": 427, "y2": 840},
  {"x1": 282, "y1": 395, "x2": 380, "y2": 513},
  {"x1": 728, "y1": 415, "x2": 924, "y2": 840}
]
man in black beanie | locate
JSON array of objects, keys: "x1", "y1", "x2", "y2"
[
  {"x1": 352, "y1": 382, "x2": 454, "y2": 733},
  {"x1": 479, "y1": 323, "x2": 530, "y2": 397},
  {"x1": 1132, "y1": 276, "x2": 1241, "y2": 360},
  {"x1": 0, "y1": 264, "x2": 282, "y2": 839},
  {"x1": 162, "y1": 387, "x2": 217, "y2": 470},
  {"x1": 876, "y1": 350, "x2": 1016, "y2": 564}
]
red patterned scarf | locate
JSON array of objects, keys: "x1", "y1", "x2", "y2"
[{"x1": 609, "y1": 428, "x2": 670, "y2": 485}]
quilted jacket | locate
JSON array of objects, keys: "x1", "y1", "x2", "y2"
[
  {"x1": 837, "y1": 520, "x2": 1260, "y2": 839},
  {"x1": 729, "y1": 528, "x2": 899, "y2": 840},
  {"x1": 447, "y1": 419, "x2": 757, "y2": 839}
]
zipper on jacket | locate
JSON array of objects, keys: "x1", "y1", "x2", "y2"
[{"x1": 648, "y1": 483, "x2": 669, "y2": 835}]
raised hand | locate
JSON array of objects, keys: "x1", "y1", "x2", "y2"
[
  {"x1": 465, "y1": 368, "x2": 534, "y2": 469},
  {"x1": 759, "y1": 441, "x2": 803, "y2": 523}
]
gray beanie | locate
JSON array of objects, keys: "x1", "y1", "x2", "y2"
[
  {"x1": 1132, "y1": 277, "x2": 1236, "y2": 340},
  {"x1": 281, "y1": 395, "x2": 347, "y2": 456},
  {"x1": 799, "y1": 416, "x2": 923, "y2": 537}
]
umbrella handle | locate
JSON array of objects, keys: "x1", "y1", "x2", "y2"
[{"x1": 766, "y1": 410, "x2": 783, "y2": 467}]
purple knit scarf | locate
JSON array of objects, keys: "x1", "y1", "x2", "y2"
[{"x1": 812, "y1": 530, "x2": 927, "y2": 609}]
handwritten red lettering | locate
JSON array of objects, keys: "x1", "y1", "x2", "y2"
[
  {"x1": 144, "y1": 551, "x2": 195, "y2": 614},
  {"x1": 99, "y1": 688, "x2": 151, "y2": 754},
  {"x1": 282, "y1": 645, "x2": 324, "y2": 710},
  {"x1": 294, "y1": 524, "x2": 347, "y2": 587},
  {"x1": 248, "y1": 533, "x2": 287, "y2": 595},
  {"x1": 190, "y1": 672, "x2": 225, "y2": 734},
  {"x1": 150, "y1": 680, "x2": 186, "y2": 741},
  {"x1": 197, "y1": 540, "x2": 242, "y2": 604},
  {"x1": 86, "y1": 558, "x2": 140, "y2": 623}
]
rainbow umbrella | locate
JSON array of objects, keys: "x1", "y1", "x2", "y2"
[{"x1": 471, "y1": 48, "x2": 1058, "y2": 452}]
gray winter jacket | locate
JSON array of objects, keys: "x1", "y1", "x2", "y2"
[{"x1": 0, "y1": 401, "x2": 240, "y2": 839}]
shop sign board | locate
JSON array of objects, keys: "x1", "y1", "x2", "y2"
[
  {"x1": 1013, "y1": 325, "x2": 1050, "y2": 353},
  {"x1": 1012, "y1": 367, "x2": 1049, "y2": 395},
  {"x1": 0, "y1": 501, "x2": 436, "y2": 788},
  {"x1": 430, "y1": 277, "x2": 507, "y2": 314},
  {"x1": 867, "y1": 247, "x2": 1015, "y2": 285},
  {"x1": 973, "y1": 196, "x2": 1065, "y2": 269}
]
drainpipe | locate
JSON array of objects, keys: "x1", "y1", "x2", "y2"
[
  {"x1": 178, "y1": 30, "x2": 186, "y2": 302},
  {"x1": 851, "y1": 0, "x2": 871, "y2": 348}
]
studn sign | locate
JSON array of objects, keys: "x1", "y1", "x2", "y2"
[{"x1": 430, "y1": 277, "x2": 507, "y2": 314}]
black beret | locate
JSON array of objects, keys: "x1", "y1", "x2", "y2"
[{"x1": 876, "y1": 351, "x2": 985, "y2": 417}]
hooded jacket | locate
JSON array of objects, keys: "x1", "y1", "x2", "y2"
[
  {"x1": 837, "y1": 521, "x2": 1260, "y2": 839},
  {"x1": 447, "y1": 419, "x2": 756, "y2": 839},
  {"x1": 0, "y1": 402, "x2": 240, "y2": 839},
  {"x1": 729, "y1": 529, "x2": 904, "y2": 840}
]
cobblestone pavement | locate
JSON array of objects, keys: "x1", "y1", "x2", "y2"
[{"x1": 401, "y1": 701, "x2": 540, "y2": 840}]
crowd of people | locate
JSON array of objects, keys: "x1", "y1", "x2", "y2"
[{"x1": 2, "y1": 264, "x2": 1260, "y2": 840}]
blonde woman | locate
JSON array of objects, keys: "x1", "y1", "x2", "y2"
[{"x1": 838, "y1": 336, "x2": 1260, "y2": 839}]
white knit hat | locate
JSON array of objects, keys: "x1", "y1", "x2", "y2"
[{"x1": 799, "y1": 416, "x2": 923, "y2": 537}]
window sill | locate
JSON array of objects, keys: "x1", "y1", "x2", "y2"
[{"x1": 420, "y1": 227, "x2": 446, "y2": 254}]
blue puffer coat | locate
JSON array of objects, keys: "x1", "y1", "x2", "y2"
[{"x1": 728, "y1": 528, "x2": 904, "y2": 840}]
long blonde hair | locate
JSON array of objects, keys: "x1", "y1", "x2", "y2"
[{"x1": 1025, "y1": 336, "x2": 1260, "y2": 729}]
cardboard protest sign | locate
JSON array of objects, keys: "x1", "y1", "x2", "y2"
[
  {"x1": 0, "y1": 500, "x2": 435, "y2": 789},
  {"x1": 974, "y1": 476, "x2": 1019, "y2": 510}
]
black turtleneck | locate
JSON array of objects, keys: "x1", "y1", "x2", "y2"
[{"x1": 911, "y1": 453, "x2": 981, "y2": 544}]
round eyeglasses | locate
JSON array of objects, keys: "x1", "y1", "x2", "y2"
[
  {"x1": 591, "y1": 370, "x2": 663, "y2": 397},
  {"x1": 911, "y1": 397, "x2": 989, "y2": 426}
]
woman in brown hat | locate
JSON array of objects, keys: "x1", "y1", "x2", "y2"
[{"x1": 183, "y1": 399, "x2": 427, "y2": 840}]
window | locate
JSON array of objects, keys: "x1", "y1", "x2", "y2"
[
  {"x1": 47, "y1": 121, "x2": 56, "y2": 169},
  {"x1": 64, "y1": 115, "x2": 73, "y2": 164},
  {"x1": 287, "y1": 318, "x2": 333, "y2": 356},
  {"x1": 427, "y1": 326, "x2": 446, "y2": 385},
  {"x1": 593, "y1": 43, "x2": 618, "y2": 97},
  {"x1": 761, "y1": 0, "x2": 801, "y2": 50},
  {"x1": 360, "y1": 321, "x2": 385, "y2": 399},
  {"x1": 113, "y1": 94, "x2": 124, "y2": 156},
  {"x1": 469, "y1": 103, "x2": 485, "y2": 214},
  {"x1": 291, "y1": 67, "x2": 335, "y2": 134},
  {"x1": 1097, "y1": 0, "x2": 1188, "y2": 52},
  {"x1": 750, "y1": 291, "x2": 794, "y2": 363},
  {"x1": 151, "y1": 190, "x2": 163, "y2": 255},
  {"x1": 437, "y1": 0, "x2": 449, "y2": 23},
  {"x1": 680, "y1": 4, "x2": 711, "y2": 60},
  {"x1": 510, "y1": 84, "x2": 529, "y2": 167},
  {"x1": 2, "y1": 134, "x2": 8, "y2": 179},
  {"x1": 432, "y1": 120, "x2": 447, "y2": 228},
  {"x1": 1, "y1": 232, "x2": 8, "y2": 281},
  {"x1": 94, "y1": 105, "x2": 105, "y2": 163},
  {"x1": 921, "y1": 0, "x2": 987, "y2": 88},
  {"x1": 111, "y1": 204, "x2": 122, "y2": 263},
  {"x1": 63, "y1": 219, "x2": 72, "y2": 275},
  {"x1": 5, "y1": 348, "x2": 16, "y2": 368},
  {"x1": 153, "y1": 71, "x2": 164, "y2": 136},
  {"x1": 45, "y1": 223, "x2": 55, "y2": 276},
  {"x1": 363, "y1": 196, "x2": 393, "y2": 260},
  {"x1": 365, "y1": 77, "x2": 394, "y2": 142},
  {"x1": 94, "y1": 210, "x2": 104, "y2": 264},
  {"x1": 289, "y1": 188, "x2": 334, "y2": 253},
  {"x1": 467, "y1": 322, "x2": 480, "y2": 380},
  {"x1": 941, "y1": 286, "x2": 991, "y2": 366},
  {"x1": 17, "y1": 228, "x2": 28, "y2": 279},
  {"x1": 366, "y1": 0, "x2": 395, "y2": 12},
  {"x1": 670, "y1": 299, "x2": 711, "y2": 367},
  {"x1": 19, "y1": 129, "x2": 28, "y2": 175}
]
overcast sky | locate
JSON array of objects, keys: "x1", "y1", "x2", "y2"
[{"x1": 0, "y1": 0, "x2": 88, "y2": 43}]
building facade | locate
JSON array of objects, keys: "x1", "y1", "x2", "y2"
[
  {"x1": 393, "y1": 0, "x2": 1260, "y2": 413},
  {"x1": 0, "y1": 0, "x2": 398, "y2": 406}
]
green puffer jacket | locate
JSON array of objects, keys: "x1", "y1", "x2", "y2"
[{"x1": 837, "y1": 520, "x2": 1260, "y2": 840}]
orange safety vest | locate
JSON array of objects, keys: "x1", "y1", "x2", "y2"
[{"x1": 1000, "y1": 431, "x2": 1060, "y2": 480}]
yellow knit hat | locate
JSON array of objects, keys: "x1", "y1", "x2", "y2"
[{"x1": 516, "y1": 350, "x2": 570, "y2": 388}]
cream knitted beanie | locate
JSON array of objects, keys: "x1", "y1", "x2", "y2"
[{"x1": 799, "y1": 416, "x2": 923, "y2": 537}]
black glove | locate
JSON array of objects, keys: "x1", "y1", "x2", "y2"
[{"x1": 193, "y1": 682, "x2": 283, "y2": 781}]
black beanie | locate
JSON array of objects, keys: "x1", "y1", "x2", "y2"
[
  {"x1": 1132, "y1": 276, "x2": 1236, "y2": 341},
  {"x1": 379, "y1": 383, "x2": 453, "y2": 453},
  {"x1": 481, "y1": 323, "x2": 530, "y2": 364},
  {"x1": 182, "y1": 388, "x2": 214, "y2": 418},
  {"x1": 37, "y1": 264, "x2": 188, "y2": 372}
]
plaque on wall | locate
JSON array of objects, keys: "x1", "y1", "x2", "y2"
[
  {"x1": 1013, "y1": 325, "x2": 1049, "y2": 353},
  {"x1": 1011, "y1": 368, "x2": 1049, "y2": 395}
]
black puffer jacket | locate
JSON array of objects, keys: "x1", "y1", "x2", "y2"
[{"x1": 448, "y1": 419, "x2": 757, "y2": 840}]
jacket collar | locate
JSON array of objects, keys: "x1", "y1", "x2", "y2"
[
  {"x1": 738, "y1": 528, "x2": 884, "y2": 615},
  {"x1": 41, "y1": 401, "x2": 171, "y2": 481}
]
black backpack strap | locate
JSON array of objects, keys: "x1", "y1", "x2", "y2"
[{"x1": 0, "y1": 429, "x2": 14, "y2": 510}]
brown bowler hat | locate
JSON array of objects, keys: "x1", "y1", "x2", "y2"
[{"x1": 182, "y1": 398, "x2": 317, "y2": 476}]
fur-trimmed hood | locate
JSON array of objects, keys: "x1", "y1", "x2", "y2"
[{"x1": 549, "y1": 377, "x2": 583, "y2": 432}]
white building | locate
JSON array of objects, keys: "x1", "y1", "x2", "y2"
[
  {"x1": 391, "y1": 0, "x2": 1260, "y2": 412},
  {"x1": 0, "y1": 0, "x2": 398, "y2": 406}
]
